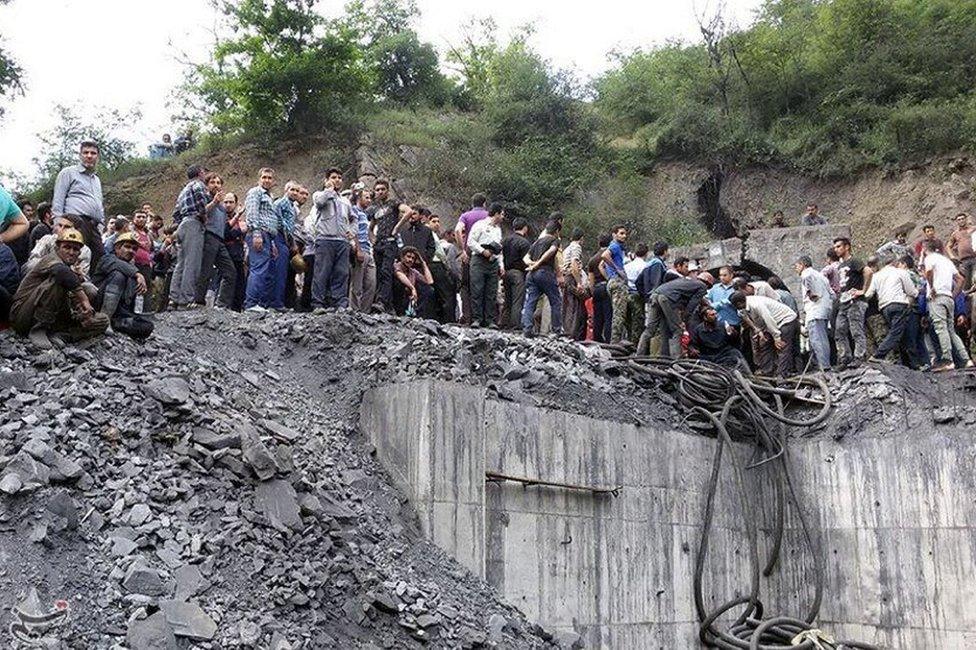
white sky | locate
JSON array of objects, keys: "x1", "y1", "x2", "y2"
[{"x1": 0, "y1": 0, "x2": 761, "y2": 185}]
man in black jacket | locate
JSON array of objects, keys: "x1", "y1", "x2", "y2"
[
  {"x1": 641, "y1": 271, "x2": 713, "y2": 358},
  {"x1": 92, "y1": 232, "x2": 154, "y2": 339}
]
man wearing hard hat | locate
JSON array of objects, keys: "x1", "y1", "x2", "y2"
[
  {"x1": 91, "y1": 231, "x2": 154, "y2": 339},
  {"x1": 10, "y1": 228, "x2": 108, "y2": 349}
]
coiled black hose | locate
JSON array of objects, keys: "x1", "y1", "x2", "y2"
[{"x1": 591, "y1": 346, "x2": 880, "y2": 650}]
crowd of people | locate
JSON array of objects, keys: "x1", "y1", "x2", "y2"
[{"x1": 2, "y1": 140, "x2": 976, "y2": 375}]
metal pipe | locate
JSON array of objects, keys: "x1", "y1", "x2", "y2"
[{"x1": 485, "y1": 471, "x2": 622, "y2": 496}]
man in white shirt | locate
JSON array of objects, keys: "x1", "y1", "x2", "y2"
[
  {"x1": 794, "y1": 256, "x2": 833, "y2": 371},
  {"x1": 731, "y1": 290, "x2": 798, "y2": 377},
  {"x1": 865, "y1": 255, "x2": 923, "y2": 368},
  {"x1": 466, "y1": 203, "x2": 505, "y2": 327},
  {"x1": 623, "y1": 243, "x2": 650, "y2": 343},
  {"x1": 923, "y1": 241, "x2": 972, "y2": 371}
]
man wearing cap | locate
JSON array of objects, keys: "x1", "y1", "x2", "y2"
[
  {"x1": 730, "y1": 290, "x2": 799, "y2": 377},
  {"x1": 51, "y1": 141, "x2": 105, "y2": 270},
  {"x1": 92, "y1": 232, "x2": 153, "y2": 339},
  {"x1": 642, "y1": 271, "x2": 713, "y2": 358},
  {"x1": 11, "y1": 228, "x2": 108, "y2": 349}
]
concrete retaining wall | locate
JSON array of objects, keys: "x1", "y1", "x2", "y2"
[{"x1": 361, "y1": 380, "x2": 976, "y2": 648}]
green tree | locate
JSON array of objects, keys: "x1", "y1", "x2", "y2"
[
  {"x1": 29, "y1": 105, "x2": 139, "y2": 198},
  {"x1": 190, "y1": 0, "x2": 373, "y2": 136},
  {"x1": 0, "y1": 0, "x2": 24, "y2": 120}
]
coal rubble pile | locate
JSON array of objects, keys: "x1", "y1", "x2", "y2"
[{"x1": 0, "y1": 310, "x2": 586, "y2": 650}]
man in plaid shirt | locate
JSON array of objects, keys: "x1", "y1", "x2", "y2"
[
  {"x1": 243, "y1": 167, "x2": 278, "y2": 310},
  {"x1": 170, "y1": 165, "x2": 210, "y2": 308}
]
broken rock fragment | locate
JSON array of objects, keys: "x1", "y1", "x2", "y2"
[{"x1": 254, "y1": 479, "x2": 302, "y2": 532}]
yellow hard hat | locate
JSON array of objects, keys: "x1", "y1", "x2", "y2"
[
  {"x1": 290, "y1": 253, "x2": 307, "y2": 273},
  {"x1": 56, "y1": 228, "x2": 84, "y2": 246},
  {"x1": 113, "y1": 231, "x2": 140, "y2": 248}
]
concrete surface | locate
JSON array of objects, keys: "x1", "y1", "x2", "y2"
[
  {"x1": 671, "y1": 224, "x2": 852, "y2": 300},
  {"x1": 361, "y1": 379, "x2": 976, "y2": 649}
]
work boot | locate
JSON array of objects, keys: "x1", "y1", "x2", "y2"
[
  {"x1": 99, "y1": 288, "x2": 122, "y2": 335},
  {"x1": 28, "y1": 324, "x2": 53, "y2": 350},
  {"x1": 636, "y1": 332, "x2": 650, "y2": 357}
]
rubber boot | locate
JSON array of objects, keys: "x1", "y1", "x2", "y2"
[
  {"x1": 636, "y1": 331, "x2": 650, "y2": 357},
  {"x1": 28, "y1": 324, "x2": 53, "y2": 350},
  {"x1": 100, "y1": 287, "x2": 122, "y2": 335}
]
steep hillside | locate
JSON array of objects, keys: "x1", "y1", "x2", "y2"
[{"x1": 106, "y1": 136, "x2": 976, "y2": 253}]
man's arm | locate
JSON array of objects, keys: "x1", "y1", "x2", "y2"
[
  {"x1": 52, "y1": 169, "x2": 69, "y2": 216},
  {"x1": 527, "y1": 243, "x2": 559, "y2": 271},
  {"x1": 901, "y1": 272, "x2": 919, "y2": 299},
  {"x1": 755, "y1": 302, "x2": 783, "y2": 340},
  {"x1": 0, "y1": 213, "x2": 28, "y2": 244}
]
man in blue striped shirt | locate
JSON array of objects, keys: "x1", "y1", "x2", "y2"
[
  {"x1": 243, "y1": 167, "x2": 278, "y2": 310},
  {"x1": 271, "y1": 182, "x2": 300, "y2": 309}
]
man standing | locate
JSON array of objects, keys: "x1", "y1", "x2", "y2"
[
  {"x1": 501, "y1": 218, "x2": 531, "y2": 330},
  {"x1": 865, "y1": 255, "x2": 921, "y2": 368},
  {"x1": 602, "y1": 225, "x2": 629, "y2": 343},
  {"x1": 795, "y1": 256, "x2": 833, "y2": 371},
  {"x1": 191, "y1": 175, "x2": 236, "y2": 310},
  {"x1": 466, "y1": 203, "x2": 505, "y2": 328},
  {"x1": 624, "y1": 243, "x2": 650, "y2": 343},
  {"x1": 731, "y1": 290, "x2": 799, "y2": 377},
  {"x1": 833, "y1": 237, "x2": 872, "y2": 368},
  {"x1": 947, "y1": 212, "x2": 976, "y2": 290},
  {"x1": 801, "y1": 203, "x2": 827, "y2": 226},
  {"x1": 92, "y1": 232, "x2": 153, "y2": 339},
  {"x1": 131, "y1": 210, "x2": 154, "y2": 291},
  {"x1": 52, "y1": 141, "x2": 105, "y2": 270},
  {"x1": 171, "y1": 165, "x2": 214, "y2": 308},
  {"x1": 11, "y1": 229, "x2": 108, "y2": 349},
  {"x1": 271, "y1": 181, "x2": 301, "y2": 310},
  {"x1": 635, "y1": 241, "x2": 671, "y2": 356},
  {"x1": 707, "y1": 266, "x2": 740, "y2": 328},
  {"x1": 349, "y1": 188, "x2": 376, "y2": 312},
  {"x1": 426, "y1": 215, "x2": 458, "y2": 323},
  {"x1": 454, "y1": 193, "x2": 490, "y2": 324},
  {"x1": 310, "y1": 170, "x2": 356, "y2": 309},
  {"x1": 244, "y1": 167, "x2": 279, "y2": 310},
  {"x1": 368, "y1": 179, "x2": 403, "y2": 313},
  {"x1": 876, "y1": 225, "x2": 913, "y2": 262},
  {"x1": 395, "y1": 203, "x2": 436, "y2": 264},
  {"x1": 913, "y1": 224, "x2": 943, "y2": 266},
  {"x1": 924, "y1": 240, "x2": 973, "y2": 371},
  {"x1": 521, "y1": 220, "x2": 563, "y2": 337},
  {"x1": 643, "y1": 272, "x2": 712, "y2": 358},
  {"x1": 560, "y1": 227, "x2": 587, "y2": 340}
]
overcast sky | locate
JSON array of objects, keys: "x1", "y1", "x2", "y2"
[{"x1": 0, "y1": 0, "x2": 761, "y2": 185}]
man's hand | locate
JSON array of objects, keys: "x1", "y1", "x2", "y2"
[
  {"x1": 410, "y1": 289, "x2": 418, "y2": 302},
  {"x1": 135, "y1": 273, "x2": 147, "y2": 295},
  {"x1": 774, "y1": 337, "x2": 786, "y2": 351},
  {"x1": 850, "y1": 289, "x2": 865, "y2": 298},
  {"x1": 459, "y1": 250, "x2": 469, "y2": 264},
  {"x1": 253, "y1": 233, "x2": 264, "y2": 253},
  {"x1": 481, "y1": 249, "x2": 492, "y2": 260}
]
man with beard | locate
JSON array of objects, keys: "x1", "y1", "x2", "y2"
[
  {"x1": 11, "y1": 228, "x2": 108, "y2": 349},
  {"x1": 368, "y1": 179, "x2": 404, "y2": 313},
  {"x1": 92, "y1": 232, "x2": 153, "y2": 339}
]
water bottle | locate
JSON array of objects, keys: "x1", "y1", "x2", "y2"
[{"x1": 134, "y1": 295, "x2": 144, "y2": 314}]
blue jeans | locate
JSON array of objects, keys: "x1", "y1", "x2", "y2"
[
  {"x1": 244, "y1": 231, "x2": 276, "y2": 309},
  {"x1": 270, "y1": 232, "x2": 289, "y2": 309},
  {"x1": 807, "y1": 318, "x2": 831, "y2": 370},
  {"x1": 521, "y1": 268, "x2": 562, "y2": 334},
  {"x1": 311, "y1": 238, "x2": 350, "y2": 309}
]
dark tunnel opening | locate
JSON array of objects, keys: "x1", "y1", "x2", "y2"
[{"x1": 696, "y1": 169, "x2": 737, "y2": 239}]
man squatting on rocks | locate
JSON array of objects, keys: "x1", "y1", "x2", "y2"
[{"x1": 3, "y1": 139, "x2": 976, "y2": 374}]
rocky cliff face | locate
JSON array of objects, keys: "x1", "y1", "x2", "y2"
[{"x1": 107, "y1": 137, "x2": 976, "y2": 250}]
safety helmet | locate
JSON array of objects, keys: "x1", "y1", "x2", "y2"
[
  {"x1": 290, "y1": 253, "x2": 307, "y2": 274},
  {"x1": 56, "y1": 229, "x2": 84, "y2": 247},
  {"x1": 113, "y1": 232, "x2": 140, "y2": 248}
]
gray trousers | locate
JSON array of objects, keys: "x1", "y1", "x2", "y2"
[
  {"x1": 807, "y1": 318, "x2": 831, "y2": 370},
  {"x1": 642, "y1": 293, "x2": 682, "y2": 357},
  {"x1": 349, "y1": 251, "x2": 377, "y2": 313},
  {"x1": 171, "y1": 219, "x2": 204, "y2": 306},
  {"x1": 195, "y1": 231, "x2": 236, "y2": 307},
  {"x1": 930, "y1": 294, "x2": 969, "y2": 365},
  {"x1": 835, "y1": 299, "x2": 867, "y2": 363}
]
